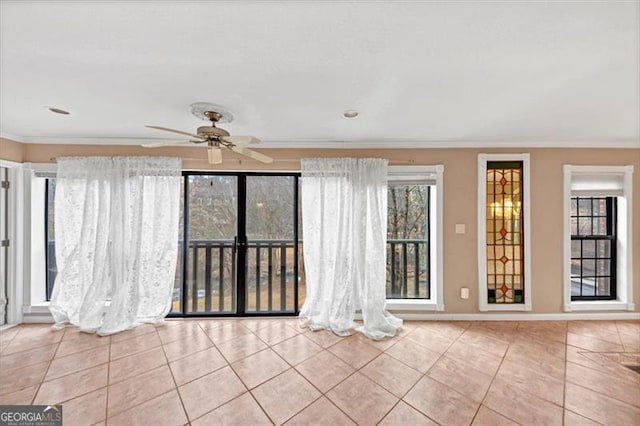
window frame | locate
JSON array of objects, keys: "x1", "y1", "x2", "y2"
[
  {"x1": 563, "y1": 165, "x2": 635, "y2": 312},
  {"x1": 385, "y1": 165, "x2": 444, "y2": 311},
  {"x1": 570, "y1": 196, "x2": 617, "y2": 301},
  {"x1": 44, "y1": 177, "x2": 54, "y2": 301},
  {"x1": 477, "y1": 153, "x2": 532, "y2": 311},
  {"x1": 12, "y1": 163, "x2": 57, "y2": 323},
  {"x1": 0, "y1": 159, "x2": 22, "y2": 325}
]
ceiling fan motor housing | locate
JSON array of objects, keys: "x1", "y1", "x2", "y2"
[{"x1": 197, "y1": 126, "x2": 230, "y2": 138}]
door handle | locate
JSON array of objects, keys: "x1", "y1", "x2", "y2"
[{"x1": 234, "y1": 236, "x2": 247, "y2": 249}]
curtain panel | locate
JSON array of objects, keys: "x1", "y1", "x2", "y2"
[
  {"x1": 300, "y1": 158, "x2": 402, "y2": 340},
  {"x1": 49, "y1": 157, "x2": 182, "y2": 335}
]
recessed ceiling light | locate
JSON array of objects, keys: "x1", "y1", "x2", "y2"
[
  {"x1": 48, "y1": 107, "x2": 70, "y2": 115},
  {"x1": 343, "y1": 110, "x2": 359, "y2": 119}
]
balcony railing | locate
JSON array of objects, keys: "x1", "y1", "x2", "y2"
[
  {"x1": 184, "y1": 239, "x2": 299, "y2": 314},
  {"x1": 387, "y1": 239, "x2": 430, "y2": 299},
  {"x1": 47, "y1": 238, "x2": 430, "y2": 309}
]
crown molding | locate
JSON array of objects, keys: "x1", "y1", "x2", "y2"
[
  {"x1": 3, "y1": 135, "x2": 640, "y2": 149},
  {"x1": 260, "y1": 140, "x2": 640, "y2": 149},
  {"x1": 0, "y1": 130, "x2": 27, "y2": 142}
]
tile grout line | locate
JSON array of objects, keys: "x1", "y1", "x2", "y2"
[
  {"x1": 378, "y1": 322, "x2": 461, "y2": 426},
  {"x1": 27, "y1": 332, "x2": 112, "y2": 419},
  {"x1": 104, "y1": 334, "x2": 112, "y2": 425},
  {"x1": 95, "y1": 326, "x2": 188, "y2": 422},
  {"x1": 569, "y1": 380, "x2": 640, "y2": 412},
  {"x1": 0, "y1": 325, "x2": 19, "y2": 355},
  {"x1": 190, "y1": 320, "x2": 275, "y2": 425},
  {"x1": 29, "y1": 326, "x2": 66, "y2": 405},
  {"x1": 157, "y1": 323, "x2": 191, "y2": 425},
  {"x1": 467, "y1": 323, "x2": 514, "y2": 426},
  {"x1": 231, "y1": 322, "x2": 280, "y2": 425},
  {"x1": 250, "y1": 320, "x2": 339, "y2": 424},
  {"x1": 312, "y1": 352, "x2": 374, "y2": 425},
  {"x1": 563, "y1": 321, "x2": 568, "y2": 426},
  {"x1": 564, "y1": 357, "x2": 640, "y2": 389},
  {"x1": 275, "y1": 331, "x2": 362, "y2": 425},
  {"x1": 613, "y1": 320, "x2": 629, "y2": 352},
  {"x1": 231, "y1": 323, "x2": 370, "y2": 424},
  {"x1": 9, "y1": 326, "x2": 162, "y2": 412},
  {"x1": 0, "y1": 342, "x2": 61, "y2": 375},
  {"x1": 238, "y1": 322, "x2": 324, "y2": 424}
]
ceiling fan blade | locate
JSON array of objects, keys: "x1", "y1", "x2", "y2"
[
  {"x1": 208, "y1": 146, "x2": 223, "y2": 164},
  {"x1": 142, "y1": 141, "x2": 196, "y2": 148},
  {"x1": 222, "y1": 135, "x2": 261, "y2": 146},
  {"x1": 145, "y1": 125, "x2": 205, "y2": 139},
  {"x1": 230, "y1": 146, "x2": 274, "y2": 164}
]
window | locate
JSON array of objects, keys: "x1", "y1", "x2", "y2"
[
  {"x1": 477, "y1": 154, "x2": 531, "y2": 311},
  {"x1": 485, "y1": 161, "x2": 524, "y2": 304},
  {"x1": 563, "y1": 165, "x2": 634, "y2": 311},
  {"x1": 387, "y1": 184, "x2": 430, "y2": 299},
  {"x1": 386, "y1": 165, "x2": 444, "y2": 311},
  {"x1": 570, "y1": 197, "x2": 616, "y2": 300},
  {"x1": 45, "y1": 178, "x2": 56, "y2": 300},
  {"x1": 25, "y1": 166, "x2": 57, "y2": 309}
]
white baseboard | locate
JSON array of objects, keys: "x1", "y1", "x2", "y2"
[
  {"x1": 22, "y1": 312, "x2": 54, "y2": 323},
  {"x1": 0, "y1": 323, "x2": 19, "y2": 331},
  {"x1": 392, "y1": 312, "x2": 640, "y2": 321},
  {"x1": 15, "y1": 310, "x2": 640, "y2": 324}
]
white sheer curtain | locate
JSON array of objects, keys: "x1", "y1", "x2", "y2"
[
  {"x1": 49, "y1": 157, "x2": 182, "y2": 336},
  {"x1": 299, "y1": 158, "x2": 402, "y2": 340}
]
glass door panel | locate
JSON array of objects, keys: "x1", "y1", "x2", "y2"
[
  {"x1": 185, "y1": 175, "x2": 238, "y2": 314},
  {"x1": 245, "y1": 176, "x2": 298, "y2": 313},
  {"x1": 171, "y1": 178, "x2": 184, "y2": 313}
]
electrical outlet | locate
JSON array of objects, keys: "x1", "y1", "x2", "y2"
[
  {"x1": 460, "y1": 287, "x2": 470, "y2": 299},
  {"x1": 455, "y1": 224, "x2": 466, "y2": 234}
]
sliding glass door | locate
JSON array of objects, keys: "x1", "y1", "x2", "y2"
[
  {"x1": 172, "y1": 172, "x2": 300, "y2": 316},
  {"x1": 245, "y1": 175, "x2": 298, "y2": 313}
]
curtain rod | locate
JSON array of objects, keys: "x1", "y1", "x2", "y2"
[
  {"x1": 49, "y1": 157, "x2": 420, "y2": 164},
  {"x1": 48, "y1": 156, "x2": 300, "y2": 163}
]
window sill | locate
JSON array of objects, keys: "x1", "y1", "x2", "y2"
[
  {"x1": 565, "y1": 301, "x2": 635, "y2": 312},
  {"x1": 386, "y1": 299, "x2": 442, "y2": 311},
  {"x1": 22, "y1": 303, "x2": 53, "y2": 323},
  {"x1": 23, "y1": 302, "x2": 51, "y2": 313},
  {"x1": 479, "y1": 303, "x2": 532, "y2": 312}
]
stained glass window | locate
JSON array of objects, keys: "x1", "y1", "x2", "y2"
[{"x1": 486, "y1": 161, "x2": 524, "y2": 304}]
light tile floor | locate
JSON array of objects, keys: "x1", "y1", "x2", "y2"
[{"x1": 1, "y1": 319, "x2": 639, "y2": 425}]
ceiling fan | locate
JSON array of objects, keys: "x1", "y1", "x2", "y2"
[{"x1": 143, "y1": 103, "x2": 273, "y2": 164}]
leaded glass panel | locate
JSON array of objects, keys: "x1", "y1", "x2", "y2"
[{"x1": 486, "y1": 161, "x2": 524, "y2": 304}]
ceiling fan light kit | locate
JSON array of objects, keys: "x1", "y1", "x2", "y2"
[
  {"x1": 144, "y1": 103, "x2": 273, "y2": 165},
  {"x1": 208, "y1": 146, "x2": 223, "y2": 164}
]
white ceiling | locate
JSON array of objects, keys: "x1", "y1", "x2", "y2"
[{"x1": 1, "y1": 1, "x2": 639, "y2": 148}]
